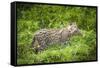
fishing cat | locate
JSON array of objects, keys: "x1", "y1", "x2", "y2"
[{"x1": 32, "y1": 22, "x2": 81, "y2": 53}]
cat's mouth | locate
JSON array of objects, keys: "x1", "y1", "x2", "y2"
[
  {"x1": 73, "y1": 29, "x2": 82, "y2": 36},
  {"x1": 77, "y1": 30, "x2": 82, "y2": 36}
]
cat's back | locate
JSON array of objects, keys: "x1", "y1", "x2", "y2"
[{"x1": 34, "y1": 28, "x2": 60, "y2": 36}]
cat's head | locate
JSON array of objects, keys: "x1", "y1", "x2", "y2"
[{"x1": 67, "y1": 22, "x2": 81, "y2": 35}]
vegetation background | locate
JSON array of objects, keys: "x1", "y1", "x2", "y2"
[{"x1": 16, "y1": 3, "x2": 97, "y2": 65}]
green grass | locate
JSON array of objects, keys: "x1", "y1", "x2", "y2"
[{"x1": 17, "y1": 30, "x2": 96, "y2": 65}]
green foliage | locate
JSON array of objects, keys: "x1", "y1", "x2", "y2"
[{"x1": 16, "y1": 3, "x2": 97, "y2": 65}]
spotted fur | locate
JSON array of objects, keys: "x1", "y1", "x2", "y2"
[{"x1": 32, "y1": 22, "x2": 81, "y2": 53}]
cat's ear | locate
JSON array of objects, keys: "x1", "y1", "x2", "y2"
[
  {"x1": 69, "y1": 22, "x2": 76, "y2": 25},
  {"x1": 69, "y1": 23, "x2": 73, "y2": 25},
  {"x1": 74, "y1": 22, "x2": 76, "y2": 25}
]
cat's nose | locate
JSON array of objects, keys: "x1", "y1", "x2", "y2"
[
  {"x1": 78, "y1": 30, "x2": 83, "y2": 36},
  {"x1": 77, "y1": 29, "x2": 82, "y2": 35}
]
